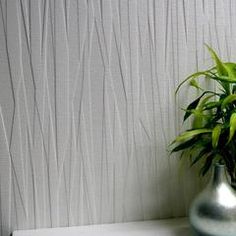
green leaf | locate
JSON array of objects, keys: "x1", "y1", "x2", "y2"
[
  {"x1": 232, "y1": 85, "x2": 236, "y2": 94},
  {"x1": 171, "y1": 137, "x2": 198, "y2": 153},
  {"x1": 224, "y1": 62, "x2": 236, "y2": 79},
  {"x1": 175, "y1": 71, "x2": 211, "y2": 94},
  {"x1": 191, "y1": 148, "x2": 212, "y2": 167},
  {"x1": 192, "y1": 110, "x2": 205, "y2": 129},
  {"x1": 203, "y1": 101, "x2": 221, "y2": 110},
  {"x1": 205, "y1": 45, "x2": 236, "y2": 94},
  {"x1": 205, "y1": 44, "x2": 228, "y2": 76},
  {"x1": 183, "y1": 94, "x2": 204, "y2": 121},
  {"x1": 191, "y1": 94, "x2": 215, "y2": 128},
  {"x1": 221, "y1": 94, "x2": 236, "y2": 110},
  {"x1": 209, "y1": 75, "x2": 236, "y2": 94},
  {"x1": 212, "y1": 124, "x2": 222, "y2": 148},
  {"x1": 183, "y1": 92, "x2": 217, "y2": 122},
  {"x1": 228, "y1": 113, "x2": 236, "y2": 144},
  {"x1": 172, "y1": 45, "x2": 236, "y2": 178},
  {"x1": 198, "y1": 94, "x2": 215, "y2": 110},
  {"x1": 189, "y1": 79, "x2": 203, "y2": 90},
  {"x1": 214, "y1": 75, "x2": 236, "y2": 83},
  {"x1": 200, "y1": 153, "x2": 215, "y2": 176},
  {"x1": 175, "y1": 129, "x2": 212, "y2": 143}
]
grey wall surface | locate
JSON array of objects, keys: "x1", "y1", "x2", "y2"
[{"x1": 0, "y1": 0, "x2": 234, "y2": 235}]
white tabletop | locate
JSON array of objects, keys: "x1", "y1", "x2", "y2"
[{"x1": 13, "y1": 217, "x2": 191, "y2": 236}]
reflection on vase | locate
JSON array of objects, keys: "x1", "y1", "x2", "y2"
[{"x1": 190, "y1": 163, "x2": 236, "y2": 236}]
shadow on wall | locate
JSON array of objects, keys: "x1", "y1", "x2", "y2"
[{"x1": 126, "y1": 144, "x2": 202, "y2": 221}]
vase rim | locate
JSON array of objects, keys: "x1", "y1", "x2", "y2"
[{"x1": 214, "y1": 162, "x2": 225, "y2": 167}]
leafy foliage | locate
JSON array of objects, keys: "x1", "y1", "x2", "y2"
[{"x1": 170, "y1": 45, "x2": 236, "y2": 183}]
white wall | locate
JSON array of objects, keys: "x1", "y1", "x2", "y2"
[{"x1": 0, "y1": 0, "x2": 234, "y2": 235}]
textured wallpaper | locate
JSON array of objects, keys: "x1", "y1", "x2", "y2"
[{"x1": 0, "y1": 0, "x2": 234, "y2": 235}]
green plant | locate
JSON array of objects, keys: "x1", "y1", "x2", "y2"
[{"x1": 171, "y1": 45, "x2": 236, "y2": 185}]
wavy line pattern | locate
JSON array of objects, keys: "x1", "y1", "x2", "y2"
[{"x1": 0, "y1": 0, "x2": 234, "y2": 235}]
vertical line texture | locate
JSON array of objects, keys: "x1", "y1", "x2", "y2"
[{"x1": 0, "y1": 0, "x2": 234, "y2": 235}]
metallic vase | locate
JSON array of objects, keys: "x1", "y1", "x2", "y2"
[{"x1": 189, "y1": 163, "x2": 236, "y2": 236}]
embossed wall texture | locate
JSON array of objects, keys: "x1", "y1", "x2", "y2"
[{"x1": 0, "y1": 0, "x2": 235, "y2": 235}]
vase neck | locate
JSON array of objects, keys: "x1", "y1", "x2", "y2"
[{"x1": 211, "y1": 164, "x2": 228, "y2": 186}]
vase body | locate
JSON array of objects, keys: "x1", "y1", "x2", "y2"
[{"x1": 189, "y1": 164, "x2": 236, "y2": 236}]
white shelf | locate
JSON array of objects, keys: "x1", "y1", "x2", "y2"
[{"x1": 13, "y1": 217, "x2": 190, "y2": 236}]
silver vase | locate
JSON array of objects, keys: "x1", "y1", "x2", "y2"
[{"x1": 189, "y1": 163, "x2": 236, "y2": 236}]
